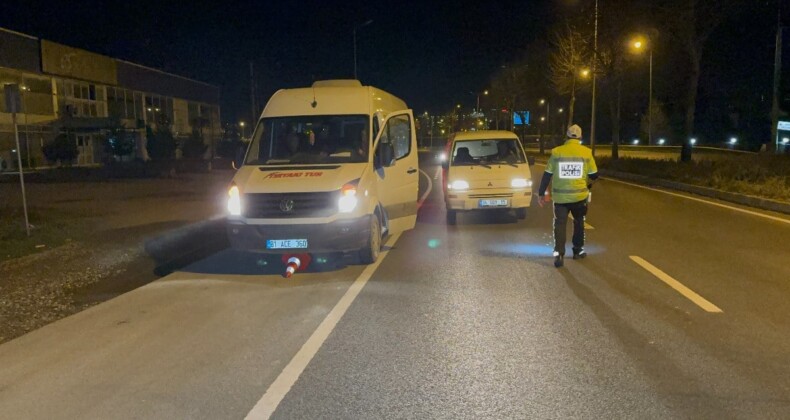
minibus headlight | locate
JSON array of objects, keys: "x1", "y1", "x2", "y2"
[
  {"x1": 338, "y1": 184, "x2": 358, "y2": 213},
  {"x1": 511, "y1": 178, "x2": 531, "y2": 188},
  {"x1": 227, "y1": 184, "x2": 242, "y2": 216}
]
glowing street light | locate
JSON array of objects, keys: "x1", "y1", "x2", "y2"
[
  {"x1": 690, "y1": 138, "x2": 697, "y2": 145},
  {"x1": 632, "y1": 139, "x2": 639, "y2": 145},
  {"x1": 658, "y1": 138, "x2": 666, "y2": 145},
  {"x1": 558, "y1": 108, "x2": 564, "y2": 113},
  {"x1": 540, "y1": 116, "x2": 546, "y2": 122},
  {"x1": 729, "y1": 137, "x2": 738, "y2": 145},
  {"x1": 630, "y1": 34, "x2": 654, "y2": 145},
  {"x1": 539, "y1": 99, "x2": 546, "y2": 105},
  {"x1": 580, "y1": 68, "x2": 591, "y2": 78},
  {"x1": 783, "y1": 137, "x2": 790, "y2": 144}
]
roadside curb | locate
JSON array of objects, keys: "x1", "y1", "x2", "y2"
[{"x1": 599, "y1": 169, "x2": 790, "y2": 216}]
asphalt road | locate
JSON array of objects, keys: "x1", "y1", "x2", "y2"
[{"x1": 1, "y1": 153, "x2": 790, "y2": 419}]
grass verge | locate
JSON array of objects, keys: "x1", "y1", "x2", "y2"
[
  {"x1": 597, "y1": 155, "x2": 790, "y2": 202},
  {"x1": 0, "y1": 207, "x2": 89, "y2": 262}
]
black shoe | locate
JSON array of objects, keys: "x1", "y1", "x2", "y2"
[
  {"x1": 573, "y1": 250, "x2": 586, "y2": 260},
  {"x1": 554, "y1": 254, "x2": 564, "y2": 268}
]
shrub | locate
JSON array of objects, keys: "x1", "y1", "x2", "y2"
[
  {"x1": 146, "y1": 125, "x2": 178, "y2": 161},
  {"x1": 42, "y1": 133, "x2": 79, "y2": 166},
  {"x1": 182, "y1": 128, "x2": 208, "y2": 159}
]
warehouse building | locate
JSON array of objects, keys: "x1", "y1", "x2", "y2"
[{"x1": 0, "y1": 27, "x2": 221, "y2": 170}]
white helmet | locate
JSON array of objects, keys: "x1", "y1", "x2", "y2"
[{"x1": 567, "y1": 124, "x2": 582, "y2": 139}]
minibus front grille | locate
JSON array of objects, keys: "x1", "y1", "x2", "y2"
[{"x1": 243, "y1": 192, "x2": 337, "y2": 218}]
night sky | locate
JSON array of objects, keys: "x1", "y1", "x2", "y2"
[
  {"x1": 2, "y1": 0, "x2": 557, "y2": 122},
  {"x1": 1, "y1": 0, "x2": 784, "y2": 145}
]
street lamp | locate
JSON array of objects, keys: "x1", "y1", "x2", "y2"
[
  {"x1": 239, "y1": 121, "x2": 246, "y2": 139},
  {"x1": 631, "y1": 34, "x2": 654, "y2": 146},
  {"x1": 353, "y1": 19, "x2": 374, "y2": 80},
  {"x1": 558, "y1": 108, "x2": 564, "y2": 113},
  {"x1": 729, "y1": 137, "x2": 738, "y2": 145},
  {"x1": 690, "y1": 138, "x2": 697, "y2": 145},
  {"x1": 658, "y1": 138, "x2": 666, "y2": 145}
]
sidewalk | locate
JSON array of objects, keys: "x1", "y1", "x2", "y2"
[{"x1": 0, "y1": 171, "x2": 233, "y2": 344}]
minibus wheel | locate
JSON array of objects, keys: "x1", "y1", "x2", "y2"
[
  {"x1": 359, "y1": 214, "x2": 381, "y2": 264},
  {"x1": 515, "y1": 207, "x2": 527, "y2": 219}
]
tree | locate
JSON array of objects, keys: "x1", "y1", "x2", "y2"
[
  {"x1": 146, "y1": 120, "x2": 177, "y2": 161},
  {"x1": 549, "y1": 24, "x2": 592, "y2": 130},
  {"x1": 658, "y1": 0, "x2": 746, "y2": 161},
  {"x1": 640, "y1": 100, "x2": 671, "y2": 141},
  {"x1": 42, "y1": 133, "x2": 79, "y2": 166},
  {"x1": 104, "y1": 120, "x2": 135, "y2": 162},
  {"x1": 182, "y1": 127, "x2": 208, "y2": 158}
]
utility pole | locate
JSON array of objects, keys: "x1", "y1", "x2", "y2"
[
  {"x1": 590, "y1": 0, "x2": 598, "y2": 154},
  {"x1": 648, "y1": 47, "x2": 653, "y2": 146},
  {"x1": 250, "y1": 61, "x2": 257, "y2": 125},
  {"x1": 770, "y1": 9, "x2": 783, "y2": 153},
  {"x1": 5, "y1": 83, "x2": 30, "y2": 236}
]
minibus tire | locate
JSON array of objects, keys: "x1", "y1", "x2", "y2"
[
  {"x1": 446, "y1": 210, "x2": 457, "y2": 225},
  {"x1": 515, "y1": 207, "x2": 527, "y2": 219},
  {"x1": 359, "y1": 214, "x2": 381, "y2": 264}
]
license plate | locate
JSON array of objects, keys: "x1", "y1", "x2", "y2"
[
  {"x1": 266, "y1": 239, "x2": 308, "y2": 249},
  {"x1": 479, "y1": 199, "x2": 509, "y2": 207}
]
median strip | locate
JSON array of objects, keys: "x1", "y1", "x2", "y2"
[{"x1": 630, "y1": 256, "x2": 723, "y2": 313}]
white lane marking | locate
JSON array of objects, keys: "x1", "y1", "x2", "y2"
[
  {"x1": 245, "y1": 234, "x2": 402, "y2": 420},
  {"x1": 630, "y1": 256, "x2": 723, "y2": 313},
  {"x1": 417, "y1": 169, "x2": 434, "y2": 209},
  {"x1": 604, "y1": 178, "x2": 790, "y2": 226},
  {"x1": 568, "y1": 214, "x2": 595, "y2": 230}
]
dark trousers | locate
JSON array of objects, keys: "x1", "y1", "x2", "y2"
[{"x1": 553, "y1": 199, "x2": 588, "y2": 255}]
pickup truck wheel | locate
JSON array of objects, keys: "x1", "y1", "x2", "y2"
[{"x1": 359, "y1": 214, "x2": 381, "y2": 264}]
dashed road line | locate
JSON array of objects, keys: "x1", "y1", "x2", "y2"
[
  {"x1": 630, "y1": 256, "x2": 723, "y2": 313},
  {"x1": 569, "y1": 214, "x2": 595, "y2": 230},
  {"x1": 245, "y1": 234, "x2": 402, "y2": 419}
]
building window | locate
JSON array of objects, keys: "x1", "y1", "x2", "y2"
[{"x1": 60, "y1": 80, "x2": 107, "y2": 118}]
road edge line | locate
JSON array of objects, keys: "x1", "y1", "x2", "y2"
[
  {"x1": 629, "y1": 256, "x2": 723, "y2": 313},
  {"x1": 245, "y1": 233, "x2": 402, "y2": 419}
]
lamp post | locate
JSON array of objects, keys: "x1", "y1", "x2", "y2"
[
  {"x1": 353, "y1": 19, "x2": 374, "y2": 80},
  {"x1": 631, "y1": 36, "x2": 654, "y2": 146},
  {"x1": 590, "y1": 0, "x2": 598, "y2": 154},
  {"x1": 239, "y1": 121, "x2": 246, "y2": 139}
]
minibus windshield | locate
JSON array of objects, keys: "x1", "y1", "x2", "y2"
[{"x1": 245, "y1": 115, "x2": 370, "y2": 165}]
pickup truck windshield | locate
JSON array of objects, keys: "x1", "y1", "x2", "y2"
[{"x1": 245, "y1": 115, "x2": 370, "y2": 165}]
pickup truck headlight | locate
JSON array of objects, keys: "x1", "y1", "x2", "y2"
[
  {"x1": 449, "y1": 180, "x2": 469, "y2": 190},
  {"x1": 511, "y1": 178, "x2": 532, "y2": 188},
  {"x1": 227, "y1": 184, "x2": 242, "y2": 216},
  {"x1": 338, "y1": 183, "x2": 358, "y2": 213}
]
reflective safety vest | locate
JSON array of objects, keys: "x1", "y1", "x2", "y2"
[{"x1": 545, "y1": 139, "x2": 598, "y2": 204}]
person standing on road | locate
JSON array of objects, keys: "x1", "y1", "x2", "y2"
[{"x1": 537, "y1": 124, "x2": 599, "y2": 268}]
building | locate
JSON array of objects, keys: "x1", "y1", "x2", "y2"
[{"x1": 0, "y1": 27, "x2": 221, "y2": 170}]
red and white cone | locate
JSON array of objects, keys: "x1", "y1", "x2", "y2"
[{"x1": 284, "y1": 256, "x2": 301, "y2": 278}]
